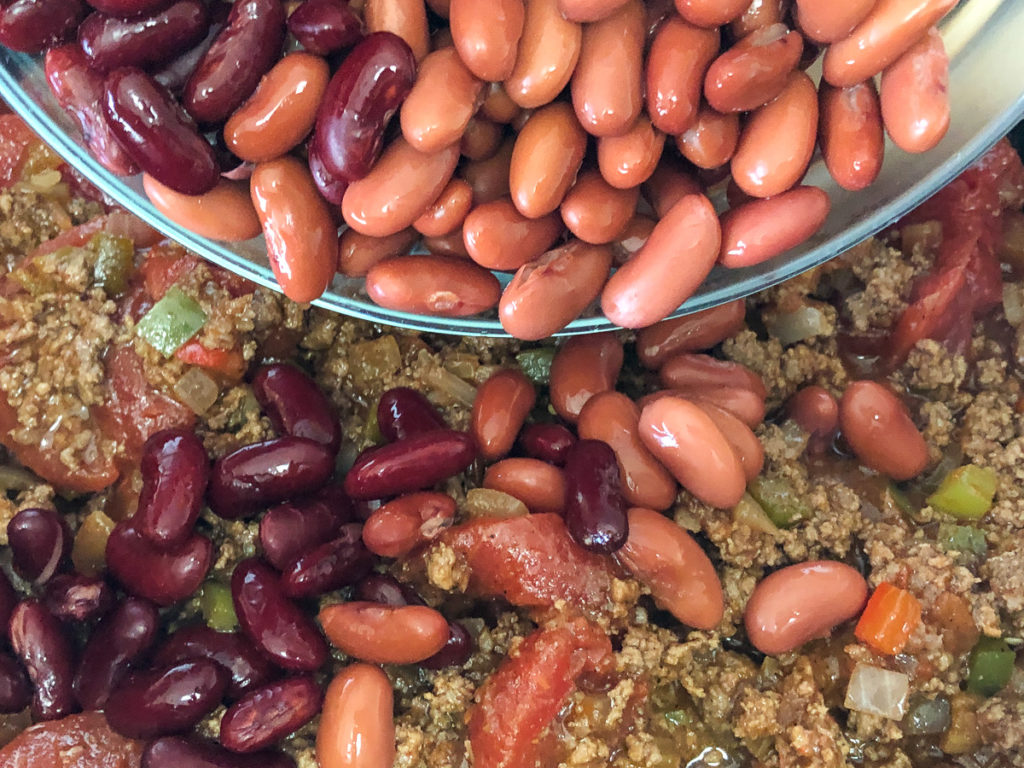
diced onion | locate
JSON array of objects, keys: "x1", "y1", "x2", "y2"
[
  {"x1": 764, "y1": 303, "x2": 829, "y2": 346},
  {"x1": 424, "y1": 365, "x2": 477, "y2": 405},
  {"x1": 465, "y1": 488, "x2": 529, "y2": 519},
  {"x1": 845, "y1": 663, "x2": 910, "y2": 719},
  {"x1": 173, "y1": 367, "x2": 220, "y2": 415}
]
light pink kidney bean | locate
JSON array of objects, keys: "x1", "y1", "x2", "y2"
[
  {"x1": 413, "y1": 178, "x2": 473, "y2": 238},
  {"x1": 794, "y1": 0, "x2": 875, "y2": 43},
  {"x1": 144, "y1": 176, "x2": 262, "y2": 242},
  {"x1": 560, "y1": 170, "x2": 640, "y2": 245},
  {"x1": 317, "y1": 664, "x2": 395, "y2": 768},
  {"x1": 719, "y1": 186, "x2": 831, "y2": 268},
  {"x1": 449, "y1": 0, "x2": 524, "y2": 81},
  {"x1": 839, "y1": 380, "x2": 929, "y2": 481},
  {"x1": 675, "y1": 0, "x2": 749, "y2": 27},
  {"x1": 818, "y1": 80, "x2": 885, "y2": 192},
  {"x1": 615, "y1": 507, "x2": 723, "y2": 629},
  {"x1": 472, "y1": 369, "x2": 536, "y2": 461},
  {"x1": 704, "y1": 24, "x2": 804, "y2": 114},
  {"x1": 504, "y1": 0, "x2": 582, "y2": 109},
  {"x1": 509, "y1": 102, "x2": 587, "y2": 219},
  {"x1": 596, "y1": 116, "x2": 665, "y2": 190},
  {"x1": 695, "y1": 402, "x2": 763, "y2": 481},
  {"x1": 638, "y1": 397, "x2": 746, "y2": 509},
  {"x1": 601, "y1": 194, "x2": 721, "y2": 330},
  {"x1": 676, "y1": 106, "x2": 740, "y2": 170},
  {"x1": 645, "y1": 16, "x2": 719, "y2": 135},
  {"x1": 365, "y1": 254, "x2": 501, "y2": 317},
  {"x1": 549, "y1": 333, "x2": 624, "y2": 422},
  {"x1": 399, "y1": 46, "x2": 484, "y2": 154},
  {"x1": 744, "y1": 561, "x2": 868, "y2": 654},
  {"x1": 880, "y1": 27, "x2": 950, "y2": 154},
  {"x1": 364, "y1": 0, "x2": 430, "y2": 61},
  {"x1": 319, "y1": 602, "x2": 449, "y2": 664},
  {"x1": 636, "y1": 300, "x2": 746, "y2": 369},
  {"x1": 362, "y1": 492, "x2": 456, "y2": 557},
  {"x1": 787, "y1": 385, "x2": 839, "y2": 453},
  {"x1": 463, "y1": 199, "x2": 564, "y2": 272},
  {"x1": 641, "y1": 162, "x2": 703, "y2": 221},
  {"x1": 557, "y1": 0, "x2": 631, "y2": 21},
  {"x1": 483, "y1": 459, "x2": 567, "y2": 514},
  {"x1": 658, "y1": 353, "x2": 766, "y2": 397},
  {"x1": 644, "y1": 385, "x2": 766, "y2": 429}
]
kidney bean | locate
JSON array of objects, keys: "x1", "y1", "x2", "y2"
[
  {"x1": 43, "y1": 574, "x2": 114, "y2": 624},
  {"x1": 143, "y1": 736, "x2": 296, "y2": 768},
  {"x1": 44, "y1": 45, "x2": 139, "y2": 177},
  {"x1": 818, "y1": 80, "x2": 884, "y2": 192},
  {"x1": 462, "y1": 137, "x2": 514, "y2": 205},
  {"x1": 105, "y1": 660, "x2": 228, "y2": 740},
  {"x1": 636, "y1": 300, "x2": 746, "y2": 370},
  {"x1": 577, "y1": 392, "x2": 677, "y2": 511},
  {"x1": 362, "y1": 493, "x2": 456, "y2": 557},
  {"x1": 224, "y1": 52, "x2": 329, "y2": 163},
  {"x1": 460, "y1": 117, "x2": 504, "y2": 161},
  {"x1": 484, "y1": 458, "x2": 566, "y2": 514},
  {"x1": 8, "y1": 508, "x2": 70, "y2": 584},
  {"x1": 609, "y1": 216, "x2": 654, "y2": 266},
  {"x1": 676, "y1": 107, "x2": 740, "y2": 170},
  {"x1": 676, "y1": 0, "x2": 749, "y2": 27},
  {"x1": 414, "y1": 179, "x2": 473, "y2": 238},
  {"x1": 8, "y1": 600, "x2": 77, "y2": 720},
  {"x1": 106, "y1": 522, "x2": 212, "y2": 606},
  {"x1": 103, "y1": 67, "x2": 218, "y2": 195},
  {"x1": 252, "y1": 364, "x2": 341, "y2": 454},
  {"x1": 364, "y1": 0, "x2": 429, "y2": 60},
  {"x1": 152, "y1": 19, "x2": 222, "y2": 93},
  {"x1": 448, "y1": 0, "x2": 523, "y2": 81},
  {"x1": 344, "y1": 139, "x2": 460, "y2": 237},
  {"x1": 647, "y1": 384, "x2": 766, "y2": 429},
  {"x1": 232, "y1": 559, "x2": 328, "y2": 672},
  {"x1": 317, "y1": 664, "x2": 395, "y2": 768},
  {"x1": 823, "y1": 0, "x2": 956, "y2": 87},
  {"x1": 880, "y1": 27, "x2": 950, "y2": 154},
  {"x1": 308, "y1": 149, "x2": 349, "y2": 206},
  {"x1": 719, "y1": 185, "x2": 831, "y2": 268},
  {"x1": 596, "y1": 117, "x2": 665, "y2": 191},
  {"x1": 72, "y1": 597, "x2": 159, "y2": 710},
  {"x1": 0, "y1": 653, "x2": 31, "y2": 714},
  {"x1": 338, "y1": 228, "x2": 419, "y2": 277},
  {"x1": 319, "y1": 602, "x2": 449, "y2": 664},
  {"x1": 560, "y1": 171, "x2": 639, "y2": 246},
  {"x1": 839, "y1": 380, "x2": 929, "y2": 480},
  {"x1": 705, "y1": 24, "x2": 804, "y2": 114},
  {"x1": 616, "y1": 507, "x2": 724, "y2": 629},
  {"x1": 134, "y1": 429, "x2": 210, "y2": 550},
  {"x1": 731, "y1": 70, "x2": 818, "y2": 198},
  {"x1": 399, "y1": 47, "x2": 483, "y2": 154},
  {"x1": 562, "y1": 439, "x2": 629, "y2": 553},
  {"x1": 143, "y1": 176, "x2": 261, "y2": 241},
  {"x1": 78, "y1": 0, "x2": 209, "y2": 73},
  {"x1": 504, "y1": 0, "x2": 581, "y2": 109},
  {"x1": 548, "y1": 334, "x2": 623, "y2": 423},
  {"x1": 0, "y1": 572, "x2": 14, "y2": 640},
  {"x1": 479, "y1": 82, "x2": 521, "y2": 124},
  {"x1": 602, "y1": 194, "x2": 721, "y2": 329},
  {"x1": 366, "y1": 254, "x2": 500, "y2": 316},
  {"x1": 85, "y1": 0, "x2": 171, "y2": 15},
  {"x1": 642, "y1": 161, "x2": 703, "y2": 219},
  {"x1": 420, "y1": 621, "x2": 473, "y2": 669},
  {"x1": 731, "y1": 0, "x2": 787, "y2": 37},
  {"x1": 154, "y1": 624, "x2": 277, "y2": 700},
  {"x1": 794, "y1": 0, "x2": 872, "y2": 42},
  {"x1": 696, "y1": 402, "x2": 764, "y2": 481},
  {"x1": 182, "y1": 0, "x2": 285, "y2": 124},
  {"x1": 638, "y1": 397, "x2": 746, "y2": 509},
  {"x1": 250, "y1": 157, "x2": 338, "y2": 303},
  {"x1": 517, "y1": 423, "x2": 576, "y2": 466},
  {"x1": 220, "y1": 676, "x2": 322, "y2": 753},
  {"x1": 463, "y1": 200, "x2": 561, "y2": 272},
  {"x1": 259, "y1": 487, "x2": 352, "y2": 571},
  {"x1": 745, "y1": 561, "x2": 868, "y2": 654},
  {"x1": 499, "y1": 241, "x2": 614, "y2": 340},
  {"x1": 344, "y1": 429, "x2": 477, "y2": 499},
  {"x1": 472, "y1": 369, "x2": 536, "y2": 462},
  {"x1": 508, "y1": 103, "x2": 587, "y2": 219},
  {"x1": 377, "y1": 387, "x2": 447, "y2": 443},
  {"x1": 646, "y1": 16, "x2": 719, "y2": 135},
  {"x1": 659, "y1": 355, "x2": 766, "y2": 396},
  {"x1": 281, "y1": 525, "x2": 373, "y2": 598},
  {"x1": 288, "y1": 0, "x2": 364, "y2": 55},
  {"x1": 0, "y1": 0, "x2": 84, "y2": 53},
  {"x1": 787, "y1": 385, "x2": 839, "y2": 454},
  {"x1": 557, "y1": 0, "x2": 631, "y2": 21},
  {"x1": 355, "y1": 574, "x2": 424, "y2": 606},
  {"x1": 311, "y1": 32, "x2": 416, "y2": 183},
  {"x1": 423, "y1": 231, "x2": 473, "y2": 259}
]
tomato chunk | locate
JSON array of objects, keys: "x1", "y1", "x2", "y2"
[{"x1": 0, "y1": 711, "x2": 144, "y2": 768}]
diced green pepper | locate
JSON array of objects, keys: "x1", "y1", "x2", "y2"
[
  {"x1": 747, "y1": 475, "x2": 810, "y2": 528},
  {"x1": 136, "y1": 286, "x2": 207, "y2": 357},
  {"x1": 365, "y1": 397, "x2": 383, "y2": 444},
  {"x1": 927, "y1": 465, "x2": 998, "y2": 520},
  {"x1": 90, "y1": 232, "x2": 134, "y2": 296},
  {"x1": 937, "y1": 523, "x2": 988, "y2": 558},
  {"x1": 516, "y1": 348, "x2": 555, "y2": 386},
  {"x1": 199, "y1": 581, "x2": 238, "y2": 632},
  {"x1": 663, "y1": 710, "x2": 691, "y2": 728},
  {"x1": 966, "y1": 637, "x2": 1015, "y2": 697}
]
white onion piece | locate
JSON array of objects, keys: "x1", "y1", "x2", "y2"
[
  {"x1": 844, "y1": 663, "x2": 910, "y2": 720},
  {"x1": 765, "y1": 303, "x2": 829, "y2": 345},
  {"x1": 173, "y1": 367, "x2": 220, "y2": 415}
]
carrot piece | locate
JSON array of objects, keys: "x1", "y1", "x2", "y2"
[{"x1": 855, "y1": 582, "x2": 922, "y2": 655}]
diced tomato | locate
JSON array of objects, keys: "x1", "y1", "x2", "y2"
[
  {"x1": 175, "y1": 339, "x2": 247, "y2": 381},
  {"x1": 0, "y1": 711, "x2": 144, "y2": 768},
  {"x1": 437, "y1": 513, "x2": 619, "y2": 617},
  {"x1": 28, "y1": 210, "x2": 162, "y2": 261},
  {"x1": 468, "y1": 620, "x2": 613, "y2": 768},
  {"x1": 140, "y1": 243, "x2": 200, "y2": 300},
  {"x1": 886, "y1": 265, "x2": 967, "y2": 365},
  {"x1": 0, "y1": 114, "x2": 41, "y2": 188}
]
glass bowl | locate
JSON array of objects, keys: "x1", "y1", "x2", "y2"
[{"x1": 2, "y1": 0, "x2": 1023, "y2": 337}]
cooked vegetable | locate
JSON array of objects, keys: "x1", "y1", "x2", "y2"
[
  {"x1": 855, "y1": 582, "x2": 922, "y2": 655},
  {"x1": 199, "y1": 580, "x2": 238, "y2": 632},
  {"x1": 173, "y1": 367, "x2": 221, "y2": 415},
  {"x1": 926, "y1": 464, "x2": 998, "y2": 520},
  {"x1": 90, "y1": 232, "x2": 134, "y2": 296},
  {"x1": 136, "y1": 286, "x2": 207, "y2": 357},
  {"x1": 903, "y1": 694, "x2": 951, "y2": 735},
  {"x1": 966, "y1": 637, "x2": 1015, "y2": 697},
  {"x1": 747, "y1": 475, "x2": 809, "y2": 528},
  {"x1": 937, "y1": 523, "x2": 987, "y2": 558},
  {"x1": 844, "y1": 663, "x2": 910, "y2": 719},
  {"x1": 516, "y1": 348, "x2": 555, "y2": 386},
  {"x1": 465, "y1": 488, "x2": 530, "y2": 520},
  {"x1": 731, "y1": 493, "x2": 778, "y2": 535}
]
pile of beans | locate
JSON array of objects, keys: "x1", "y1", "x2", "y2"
[{"x1": 0, "y1": 0, "x2": 956, "y2": 334}]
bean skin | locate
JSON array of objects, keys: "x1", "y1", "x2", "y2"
[
  {"x1": 731, "y1": 0, "x2": 787, "y2": 38},
  {"x1": 9, "y1": 600, "x2": 78, "y2": 721},
  {"x1": 317, "y1": 664, "x2": 395, "y2": 768},
  {"x1": 676, "y1": 0, "x2": 749, "y2": 27},
  {"x1": 338, "y1": 228, "x2": 418, "y2": 278},
  {"x1": 483, "y1": 458, "x2": 567, "y2": 514},
  {"x1": 364, "y1": 0, "x2": 429, "y2": 61},
  {"x1": 645, "y1": 16, "x2": 719, "y2": 135},
  {"x1": 460, "y1": 117, "x2": 504, "y2": 161},
  {"x1": 517, "y1": 423, "x2": 577, "y2": 466},
  {"x1": 449, "y1": 0, "x2": 524, "y2": 81},
  {"x1": 818, "y1": 80, "x2": 885, "y2": 192},
  {"x1": 287, "y1": 0, "x2": 363, "y2": 56},
  {"x1": 343, "y1": 429, "x2": 477, "y2": 499},
  {"x1": 400, "y1": 47, "x2": 483, "y2": 154},
  {"x1": 839, "y1": 381, "x2": 929, "y2": 480},
  {"x1": 562, "y1": 439, "x2": 630, "y2": 553},
  {"x1": 879, "y1": 27, "x2": 950, "y2": 154},
  {"x1": 480, "y1": 82, "x2": 521, "y2": 124},
  {"x1": 676, "y1": 106, "x2": 740, "y2": 170},
  {"x1": 251, "y1": 363, "x2": 341, "y2": 454},
  {"x1": 642, "y1": 161, "x2": 702, "y2": 219},
  {"x1": 744, "y1": 561, "x2": 868, "y2": 654},
  {"x1": 366, "y1": 254, "x2": 501, "y2": 317},
  {"x1": 636, "y1": 300, "x2": 746, "y2": 369},
  {"x1": 105, "y1": 523, "x2": 212, "y2": 607},
  {"x1": 0, "y1": 0, "x2": 84, "y2": 54},
  {"x1": 645, "y1": 385, "x2": 766, "y2": 429},
  {"x1": 597, "y1": 116, "x2": 665, "y2": 190},
  {"x1": 0, "y1": 653, "x2": 30, "y2": 714},
  {"x1": 704, "y1": 24, "x2": 804, "y2": 114},
  {"x1": 560, "y1": 171, "x2": 639, "y2": 245},
  {"x1": 472, "y1": 369, "x2": 536, "y2": 461},
  {"x1": 549, "y1": 333, "x2": 624, "y2": 423},
  {"x1": 509, "y1": 102, "x2": 587, "y2": 219},
  {"x1": 153, "y1": 624, "x2": 278, "y2": 701},
  {"x1": 787, "y1": 385, "x2": 839, "y2": 453},
  {"x1": 557, "y1": 0, "x2": 631, "y2": 21},
  {"x1": 377, "y1": 387, "x2": 447, "y2": 442},
  {"x1": 695, "y1": 402, "x2": 764, "y2": 481},
  {"x1": 135, "y1": 429, "x2": 209, "y2": 551},
  {"x1": 463, "y1": 199, "x2": 563, "y2": 272},
  {"x1": 142, "y1": 737, "x2": 297, "y2": 768},
  {"x1": 259, "y1": 486, "x2": 353, "y2": 571},
  {"x1": 719, "y1": 186, "x2": 831, "y2": 268},
  {"x1": 144, "y1": 176, "x2": 262, "y2": 242},
  {"x1": 659, "y1": 354, "x2": 767, "y2": 398},
  {"x1": 78, "y1": 0, "x2": 210, "y2": 73},
  {"x1": 361, "y1": 493, "x2": 456, "y2": 557},
  {"x1": 794, "y1": 0, "x2": 874, "y2": 43},
  {"x1": 414, "y1": 179, "x2": 473, "y2": 238},
  {"x1": 220, "y1": 676, "x2": 323, "y2": 754},
  {"x1": 504, "y1": 0, "x2": 582, "y2": 109},
  {"x1": 319, "y1": 602, "x2": 450, "y2": 664},
  {"x1": 462, "y1": 137, "x2": 514, "y2": 205},
  {"x1": 280, "y1": 525, "x2": 373, "y2": 598}
]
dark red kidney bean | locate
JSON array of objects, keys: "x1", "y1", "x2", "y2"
[
  {"x1": 0, "y1": 653, "x2": 31, "y2": 714},
  {"x1": 344, "y1": 430, "x2": 477, "y2": 500},
  {"x1": 563, "y1": 439, "x2": 629, "y2": 554},
  {"x1": 136, "y1": 429, "x2": 210, "y2": 550},
  {"x1": 85, "y1": 0, "x2": 173, "y2": 16},
  {"x1": 44, "y1": 45, "x2": 139, "y2": 177},
  {"x1": 517, "y1": 423, "x2": 577, "y2": 466},
  {"x1": 154, "y1": 624, "x2": 277, "y2": 701},
  {"x1": 259, "y1": 485, "x2": 353, "y2": 571},
  {"x1": 280, "y1": 525, "x2": 373, "y2": 599},
  {"x1": 182, "y1": 0, "x2": 286, "y2": 124},
  {"x1": 78, "y1": 0, "x2": 210, "y2": 73},
  {"x1": 354, "y1": 573, "x2": 423, "y2": 606},
  {"x1": 308, "y1": 147, "x2": 349, "y2": 205},
  {"x1": 73, "y1": 597, "x2": 160, "y2": 710},
  {"x1": 7, "y1": 508, "x2": 70, "y2": 584},
  {"x1": 8, "y1": 600, "x2": 77, "y2": 721},
  {"x1": 103, "y1": 67, "x2": 219, "y2": 195},
  {"x1": 105, "y1": 660, "x2": 229, "y2": 740},
  {"x1": 0, "y1": 571, "x2": 15, "y2": 640},
  {"x1": 219, "y1": 676, "x2": 322, "y2": 753},
  {"x1": 0, "y1": 0, "x2": 84, "y2": 53},
  {"x1": 43, "y1": 574, "x2": 114, "y2": 624},
  {"x1": 153, "y1": 19, "x2": 222, "y2": 93},
  {"x1": 287, "y1": 0, "x2": 363, "y2": 55},
  {"x1": 252, "y1": 364, "x2": 341, "y2": 454},
  {"x1": 420, "y1": 622, "x2": 473, "y2": 670},
  {"x1": 143, "y1": 736, "x2": 296, "y2": 768},
  {"x1": 311, "y1": 32, "x2": 416, "y2": 182},
  {"x1": 231, "y1": 559, "x2": 328, "y2": 672},
  {"x1": 377, "y1": 387, "x2": 447, "y2": 442},
  {"x1": 106, "y1": 521, "x2": 212, "y2": 606},
  {"x1": 208, "y1": 436, "x2": 335, "y2": 520}
]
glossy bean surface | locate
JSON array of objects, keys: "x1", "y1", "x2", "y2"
[
  {"x1": 562, "y1": 439, "x2": 629, "y2": 553},
  {"x1": 135, "y1": 429, "x2": 209, "y2": 550},
  {"x1": 344, "y1": 430, "x2": 477, "y2": 499},
  {"x1": 557, "y1": 0, "x2": 631, "y2": 21},
  {"x1": 461, "y1": 137, "x2": 514, "y2": 205},
  {"x1": 287, "y1": 0, "x2": 363, "y2": 55},
  {"x1": 794, "y1": 0, "x2": 874, "y2": 42},
  {"x1": 449, "y1": 0, "x2": 524, "y2": 81},
  {"x1": 252, "y1": 364, "x2": 341, "y2": 454},
  {"x1": 317, "y1": 664, "x2": 395, "y2": 768},
  {"x1": 560, "y1": 171, "x2": 639, "y2": 245},
  {"x1": 818, "y1": 80, "x2": 885, "y2": 191},
  {"x1": 676, "y1": 106, "x2": 740, "y2": 170},
  {"x1": 472, "y1": 369, "x2": 536, "y2": 461},
  {"x1": 549, "y1": 334, "x2": 624, "y2": 423},
  {"x1": 636, "y1": 300, "x2": 746, "y2": 369},
  {"x1": 153, "y1": 624, "x2": 277, "y2": 700},
  {"x1": 676, "y1": 0, "x2": 749, "y2": 27},
  {"x1": 364, "y1": 0, "x2": 429, "y2": 61},
  {"x1": 719, "y1": 186, "x2": 831, "y2": 268},
  {"x1": 839, "y1": 380, "x2": 929, "y2": 480},
  {"x1": 366, "y1": 254, "x2": 500, "y2": 316},
  {"x1": 787, "y1": 385, "x2": 839, "y2": 453},
  {"x1": 377, "y1": 387, "x2": 447, "y2": 442},
  {"x1": 484, "y1": 458, "x2": 567, "y2": 514},
  {"x1": 338, "y1": 228, "x2": 418, "y2": 277},
  {"x1": 281, "y1": 525, "x2": 374, "y2": 598},
  {"x1": 43, "y1": 574, "x2": 114, "y2": 624},
  {"x1": 696, "y1": 402, "x2": 764, "y2": 481},
  {"x1": 78, "y1": 0, "x2": 209, "y2": 73},
  {"x1": 880, "y1": 27, "x2": 950, "y2": 154},
  {"x1": 597, "y1": 116, "x2": 665, "y2": 190},
  {"x1": 362, "y1": 493, "x2": 456, "y2": 557},
  {"x1": 0, "y1": 0, "x2": 84, "y2": 53},
  {"x1": 259, "y1": 486, "x2": 352, "y2": 570},
  {"x1": 220, "y1": 676, "x2": 323, "y2": 753},
  {"x1": 400, "y1": 47, "x2": 483, "y2": 154},
  {"x1": 704, "y1": 23, "x2": 803, "y2": 113},
  {"x1": 73, "y1": 598, "x2": 159, "y2": 710},
  {"x1": 504, "y1": 0, "x2": 582, "y2": 109},
  {"x1": 144, "y1": 176, "x2": 262, "y2": 242},
  {"x1": 517, "y1": 423, "x2": 576, "y2": 466},
  {"x1": 658, "y1": 353, "x2": 766, "y2": 397},
  {"x1": 7, "y1": 507, "x2": 69, "y2": 584},
  {"x1": 9, "y1": 600, "x2": 77, "y2": 720},
  {"x1": 463, "y1": 200, "x2": 563, "y2": 272},
  {"x1": 509, "y1": 102, "x2": 587, "y2": 219},
  {"x1": 106, "y1": 523, "x2": 212, "y2": 606},
  {"x1": 143, "y1": 736, "x2": 296, "y2": 768},
  {"x1": 645, "y1": 16, "x2": 719, "y2": 135},
  {"x1": 420, "y1": 621, "x2": 474, "y2": 669},
  {"x1": 0, "y1": 653, "x2": 31, "y2": 714},
  {"x1": 413, "y1": 179, "x2": 473, "y2": 237},
  {"x1": 319, "y1": 602, "x2": 450, "y2": 664}
]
